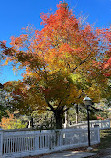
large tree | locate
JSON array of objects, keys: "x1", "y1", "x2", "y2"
[{"x1": 0, "y1": 2, "x2": 110, "y2": 129}]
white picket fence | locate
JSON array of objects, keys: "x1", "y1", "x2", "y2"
[
  {"x1": 67, "y1": 120, "x2": 110, "y2": 130},
  {"x1": 0, "y1": 127, "x2": 100, "y2": 158}
]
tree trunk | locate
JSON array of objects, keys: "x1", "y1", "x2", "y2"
[
  {"x1": 31, "y1": 117, "x2": 34, "y2": 128},
  {"x1": 64, "y1": 110, "x2": 68, "y2": 128},
  {"x1": 54, "y1": 110, "x2": 63, "y2": 129},
  {"x1": 75, "y1": 104, "x2": 79, "y2": 124}
]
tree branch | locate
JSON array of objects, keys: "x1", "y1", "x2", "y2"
[
  {"x1": 72, "y1": 52, "x2": 91, "y2": 73},
  {"x1": 63, "y1": 107, "x2": 70, "y2": 113},
  {"x1": 45, "y1": 99, "x2": 55, "y2": 112},
  {"x1": 57, "y1": 99, "x2": 63, "y2": 110}
]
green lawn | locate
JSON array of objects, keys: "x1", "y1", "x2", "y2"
[
  {"x1": 94, "y1": 128, "x2": 111, "y2": 151},
  {"x1": 84, "y1": 128, "x2": 111, "y2": 158}
]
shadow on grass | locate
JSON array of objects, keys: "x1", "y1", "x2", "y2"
[
  {"x1": 98, "y1": 128, "x2": 111, "y2": 150},
  {"x1": 85, "y1": 128, "x2": 111, "y2": 158},
  {"x1": 89, "y1": 129, "x2": 111, "y2": 152}
]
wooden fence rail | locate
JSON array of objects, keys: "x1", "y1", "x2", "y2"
[
  {"x1": 67, "y1": 120, "x2": 110, "y2": 130},
  {"x1": 0, "y1": 127, "x2": 100, "y2": 158}
]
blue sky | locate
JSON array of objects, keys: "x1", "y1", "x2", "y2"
[{"x1": 0, "y1": 0, "x2": 111, "y2": 84}]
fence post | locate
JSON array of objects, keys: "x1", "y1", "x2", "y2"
[
  {"x1": 35, "y1": 132, "x2": 40, "y2": 151},
  {"x1": 0, "y1": 128, "x2": 3, "y2": 157},
  {"x1": 108, "y1": 120, "x2": 110, "y2": 128},
  {"x1": 94, "y1": 126, "x2": 100, "y2": 143},
  {"x1": 97, "y1": 127, "x2": 100, "y2": 143},
  {"x1": 59, "y1": 130, "x2": 63, "y2": 147}
]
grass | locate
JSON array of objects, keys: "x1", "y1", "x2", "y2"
[
  {"x1": 84, "y1": 128, "x2": 111, "y2": 158},
  {"x1": 99, "y1": 128, "x2": 111, "y2": 149},
  {"x1": 93, "y1": 128, "x2": 111, "y2": 151}
]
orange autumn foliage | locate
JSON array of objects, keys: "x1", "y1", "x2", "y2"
[
  {"x1": 0, "y1": 112, "x2": 26, "y2": 130},
  {"x1": 0, "y1": 113, "x2": 15, "y2": 129},
  {"x1": 0, "y1": 1, "x2": 110, "y2": 128}
]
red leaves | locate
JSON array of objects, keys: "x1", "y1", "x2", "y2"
[
  {"x1": 98, "y1": 27, "x2": 111, "y2": 77},
  {"x1": 103, "y1": 57, "x2": 111, "y2": 77},
  {"x1": 40, "y1": 13, "x2": 49, "y2": 26},
  {"x1": 10, "y1": 34, "x2": 28, "y2": 47},
  {"x1": 104, "y1": 57, "x2": 111, "y2": 69}
]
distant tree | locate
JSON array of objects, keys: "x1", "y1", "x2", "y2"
[
  {"x1": 0, "y1": 83, "x2": 11, "y2": 121},
  {"x1": 32, "y1": 111, "x2": 55, "y2": 130},
  {"x1": 0, "y1": 112, "x2": 27, "y2": 129}
]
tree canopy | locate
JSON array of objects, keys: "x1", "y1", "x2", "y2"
[{"x1": 0, "y1": 1, "x2": 111, "y2": 128}]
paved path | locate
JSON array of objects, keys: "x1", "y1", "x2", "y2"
[
  {"x1": 83, "y1": 148, "x2": 111, "y2": 158},
  {"x1": 40, "y1": 150, "x2": 96, "y2": 158},
  {"x1": 98, "y1": 148, "x2": 111, "y2": 158}
]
